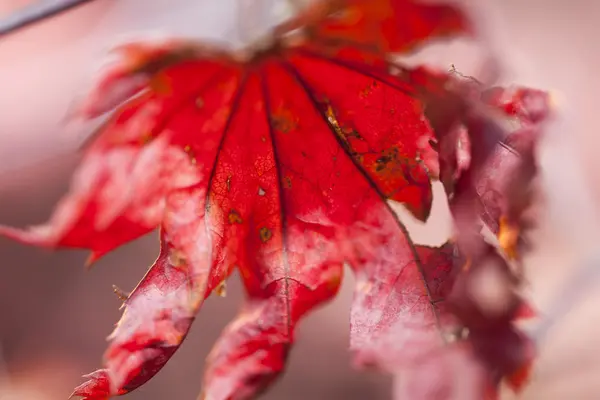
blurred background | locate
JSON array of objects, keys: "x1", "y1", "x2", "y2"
[{"x1": 0, "y1": 1, "x2": 599, "y2": 399}]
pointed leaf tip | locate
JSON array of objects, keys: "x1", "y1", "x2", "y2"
[
  {"x1": 70, "y1": 369, "x2": 111, "y2": 400},
  {"x1": 84, "y1": 251, "x2": 105, "y2": 269}
]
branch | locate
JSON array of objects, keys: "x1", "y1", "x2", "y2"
[{"x1": 0, "y1": 0, "x2": 98, "y2": 38}]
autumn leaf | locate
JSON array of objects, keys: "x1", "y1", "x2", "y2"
[
  {"x1": 0, "y1": 25, "x2": 468, "y2": 398},
  {"x1": 279, "y1": 0, "x2": 471, "y2": 53},
  {"x1": 0, "y1": 2, "x2": 543, "y2": 400}
]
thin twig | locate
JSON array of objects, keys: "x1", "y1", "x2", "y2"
[
  {"x1": 449, "y1": 64, "x2": 483, "y2": 86},
  {"x1": 0, "y1": 0, "x2": 98, "y2": 38}
]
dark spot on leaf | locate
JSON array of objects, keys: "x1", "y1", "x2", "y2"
[
  {"x1": 374, "y1": 146, "x2": 402, "y2": 173},
  {"x1": 283, "y1": 176, "x2": 292, "y2": 189},
  {"x1": 359, "y1": 80, "x2": 378, "y2": 98},
  {"x1": 214, "y1": 280, "x2": 227, "y2": 297},
  {"x1": 375, "y1": 155, "x2": 391, "y2": 171},
  {"x1": 184, "y1": 145, "x2": 197, "y2": 164},
  {"x1": 228, "y1": 209, "x2": 243, "y2": 224},
  {"x1": 259, "y1": 227, "x2": 272, "y2": 243},
  {"x1": 428, "y1": 138, "x2": 439, "y2": 151},
  {"x1": 271, "y1": 108, "x2": 298, "y2": 133},
  {"x1": 346, "y1": 129, "x2": 363, "y2": 139}
]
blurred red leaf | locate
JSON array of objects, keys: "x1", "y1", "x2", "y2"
[
  {"x1": 418, "y1": 70, "x2": 550, "y2": 259},
  {"x1": 475, "y1": 87, "x2": 550, "y2": 246},
  {"x1": 281, "y1": 0, "x2": 471, "y2": 53}
]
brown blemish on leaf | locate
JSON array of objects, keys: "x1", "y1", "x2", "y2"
[
  {"x1": 283, "y1": 176, "x2": 292, "y2": 189},
  {"x1": 226, "y1": 175, "x2": 232, "y2": 192},
  {"x1": 195, "y1": 97, "x2": 204, "y2": 108},
  {"x1": 215, "y1": 280, "x2": 227, "y2": 297},
  {"x1": 183, "y1": 145, "x2": 197, "y2": 165},
  {"x1": 168, "y1": 248, "x2": 187, "y2": 267},
  {"x1": 345, "y1": 128, "x2": 362, "y2": 139},
  {"x1": 359, "y1": 80, "x2": 378, "y2": 98},
  {"x1": 374, "y1": 146, "x2": 400, "y2": 173},
  {"x1": 228, "y1": 209, "x2": 243, "y2": 224},
  {"x1": 271, "y1": 107, "x2": 298, "y2": 134},
  {"x1": 326, "y1": 106, "x2": 365, "y2": 156},
  {"x1": 258, "y1": 187, "x2": 266, "y2": 196},
  {"x1": 259, "y1": 227, "x2": 272, "y2": 243}
]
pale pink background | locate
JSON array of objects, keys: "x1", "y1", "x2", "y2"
[{"x1": 0, "y1": 1, "x2": 599, "y2": 399}]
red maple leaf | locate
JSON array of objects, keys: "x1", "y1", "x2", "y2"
[
  {"x1": 1, "y1": 39, "x2": 438, "y2": 398},
  {"x1": 0, "y1": 2, "x2": 543, "y2": 400},
  {"x1": 279, "y1": 0, "x2": 471, "y2": 53}
]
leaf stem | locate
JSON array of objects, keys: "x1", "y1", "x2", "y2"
[{"x1": 0, "y1": 0, "x2": 98, "y2": 38}]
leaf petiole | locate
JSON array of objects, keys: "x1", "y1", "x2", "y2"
[{"x1": 0, "y1": 0, "x2": 98, "y2": 38}]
